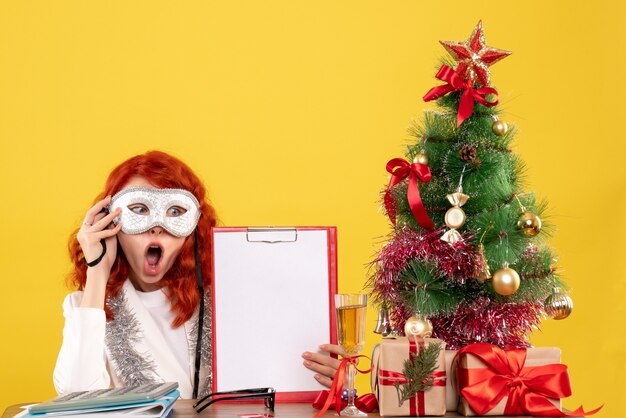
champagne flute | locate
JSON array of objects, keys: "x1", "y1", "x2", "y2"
[{"x1": 335, "y1": 293, "x2": 367, "y2": 417}]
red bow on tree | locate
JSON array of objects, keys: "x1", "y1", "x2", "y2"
[
  {"x1": 455, "y1": 343, "x2": 602, "y2": 417},
  {"x1": 384, "y1": 158, "x2": 434, "y2": 230},
  {"x1": 423, "y1": 65, "x2": 499, "y2": 127}
]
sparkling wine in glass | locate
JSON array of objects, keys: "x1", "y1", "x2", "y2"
[{"x1": 335, "y1": 294, "x2": 367, "y2": 417}]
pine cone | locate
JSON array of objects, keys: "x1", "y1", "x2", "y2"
[{"x1": 459, "y1": 145, "x2": 477, "y2": 162}]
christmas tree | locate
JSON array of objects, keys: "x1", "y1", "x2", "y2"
[{"x1": 370, "y1": 21, "x2": 573, "y2": 349}]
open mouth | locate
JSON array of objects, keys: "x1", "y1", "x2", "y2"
[{"x1": 146, "y1": 244, "x2": 163, "y2": 268}]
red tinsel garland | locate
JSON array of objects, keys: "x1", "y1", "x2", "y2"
[
  {"x1": 430, "y1": 297, "x2": 543, "y2": 349},
  {"x1": 369, "y1": 227, "x2": 542, "y2": 349},
  {"x1": 369, "y1": 227, "x2": 476, "y2": 298}
]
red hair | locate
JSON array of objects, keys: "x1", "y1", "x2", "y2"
[{"x1": 67, "y1": 150, "x2": 217, "y2": 327}]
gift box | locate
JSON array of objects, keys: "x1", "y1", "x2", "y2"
[
  {"x1": 444, "y1": 350, "x2": 459, "y2": 412},
  {"x1": 372, "y1": 337, "x2": 446, "y2": 416},
  {"x1": 455, "y1": 343, "x2": 565, "y2": 416}
]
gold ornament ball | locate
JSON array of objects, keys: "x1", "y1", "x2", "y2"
[
  {"x1": 492, "y1": 120, "x2": 508, "y2": 136},
  {"x1": 491, "y1": 267, "x2": 520, "y2": 296},
  {"x1": 545, "y1": 292, "x2": 573, "y2": 320},
  {"x1": 404, "y1": 316, "x2": 433, "y2": 338},
  {"x1": 517, "y1": 211, "x2": 542, "y2": 236},
  {"x1": 413, "y1": 153, "x2": 428, "y2": 165}
]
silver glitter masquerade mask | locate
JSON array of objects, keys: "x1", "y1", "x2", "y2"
[{"x1": 109, "y1": 187, "x2": 201, "y2": 237}]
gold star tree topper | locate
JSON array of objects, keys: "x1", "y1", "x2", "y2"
[{"x1": 439, "y1": 20, "x2": 511, "y2": 87}]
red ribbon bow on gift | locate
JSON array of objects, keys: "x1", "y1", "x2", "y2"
[
  {"x1": 384, "y1": 158, "x2": 434, "y2": 230},
  {"x1": 423, "y1": 65, "x2": 499, "y2": 127},
  {"x1": 313, "y1": 355, "x2": 374, "y2": 417},
  {"x1": 455, "y1": 343, "x2": 602, "y2": 417}
]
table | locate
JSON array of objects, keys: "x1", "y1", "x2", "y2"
[{"x1": 2, "y1": 400, "x2": 578, "y2": 418}]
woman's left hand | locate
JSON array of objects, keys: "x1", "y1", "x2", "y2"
[{"x1": 302, "y1": 344, "x2": 342, "y2": 388}]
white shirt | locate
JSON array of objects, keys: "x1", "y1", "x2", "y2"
[
  {"x1": 53, "y1": 280, "x2": 202, "y2": 398},
  {"x1": 134, "y1": 289, "x2": 189, "y2": 380}
]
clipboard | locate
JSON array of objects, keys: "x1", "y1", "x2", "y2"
[{"x1": 210, "y1": 226, "x2": 338, "y2": 402}]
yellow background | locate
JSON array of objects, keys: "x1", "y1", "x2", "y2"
[{"x1": 1, "y1": 1, "x2": 624, "y2": 415}]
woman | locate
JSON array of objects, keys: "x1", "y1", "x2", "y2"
[{"x1": 54, "y1": 150, "x2": 339, "y2": 399}]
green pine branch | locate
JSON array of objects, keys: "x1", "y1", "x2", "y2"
[
  {"x1": 395, "y1": 341, "x2": 442, "y2": 407},
  {"x1": 399, "y1": 259, "x2": 464, "y2": 315},
  {"x1": 504, "y1": 245, "x2": 565, "y2": 303}
]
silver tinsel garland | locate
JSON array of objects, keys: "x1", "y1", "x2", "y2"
[
  {"x1": 105, "y1": 290, "x2": 160, "y2": 386},
  {"x1": 104, "y1": 288, "x2": 214, "y2": 396},
  {"x1": 188, "y1": 289, "x2": 213, "y2": 398}
]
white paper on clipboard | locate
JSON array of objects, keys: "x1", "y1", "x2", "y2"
[{"x1": 210, "y1": 226, "x2": 338, "y2": 402}]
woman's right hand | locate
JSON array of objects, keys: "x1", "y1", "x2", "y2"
[{"x1": 76, "y1": 196, "x2": 122, "y2": 277}]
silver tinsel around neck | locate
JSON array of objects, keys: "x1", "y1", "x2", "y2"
[
  {"x1": 105, "y1": 290, "x2": 161, "y2": 386},
  {"x1": 104, "y1": 287, "x2": 213, "y2": 397},
  {"x1": 188, "y1": 288, "x2": 213, "y2": 398}
]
